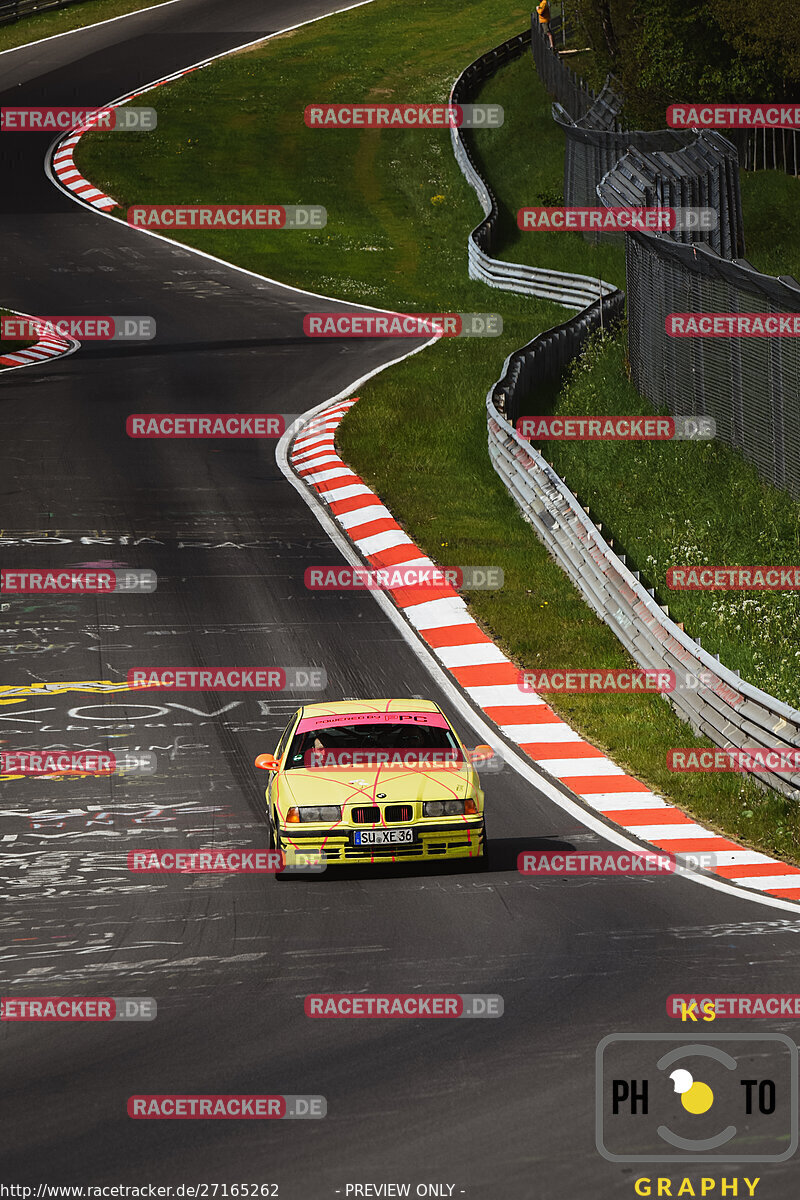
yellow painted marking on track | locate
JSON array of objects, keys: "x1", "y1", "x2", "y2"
[{"x1": 0, "y1": 680, "x2": 136, "y2": 706}]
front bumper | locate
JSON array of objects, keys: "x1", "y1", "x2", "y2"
[{"x1": 279, "y1": 818, "x2": 485, "y2": 865}]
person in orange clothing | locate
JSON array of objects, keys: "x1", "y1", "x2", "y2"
[{"x1": 536, "y1": 0, "x2": 555, "y2": 50}]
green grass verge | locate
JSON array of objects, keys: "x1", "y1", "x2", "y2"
[
  {"x1": 75, "y1": 0, "x2": 800, "y2": 862},
  {"x1": 469, "y1": 57, "x2": 627, "y2": 292},
  {"x1": 78, "y1": 0, "x2": 561, "y2": 317},
  {"x1": 740, "y1": 169, "x2": 800, "y2": 281},
  {"x1": 541, "y1": 325, "x2": 800, "y2": 713},
  {"x1": 0, "y1": 0, "x2": 167, "y2": 53}
]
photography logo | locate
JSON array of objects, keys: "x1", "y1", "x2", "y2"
[{"x1": 596, "y1": 1034, "x2": 798, "y2": 1162}]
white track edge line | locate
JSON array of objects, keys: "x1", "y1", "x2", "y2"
[{"x1": 0, "y1": 0, "x2": 183, "y2": 58}]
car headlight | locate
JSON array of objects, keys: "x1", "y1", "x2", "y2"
[
  {"x1": 297, "y1": 805, "x2": 341, "y2": 823},
  {"x1": 424, "y1": 799, "x2": 466, "y2": 817}
]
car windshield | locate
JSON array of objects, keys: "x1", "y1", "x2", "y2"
[{"x1": 284, "y1": 721, "x2": 461, "y2": 769}]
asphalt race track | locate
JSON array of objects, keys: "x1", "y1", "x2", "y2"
[{"x1": 1, "y1": 3, "x2": 800, "y2": 1196}]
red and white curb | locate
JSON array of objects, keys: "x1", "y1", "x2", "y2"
[
  {"x1": 0, "y1": 315, "x2": 74, "y2": 370},
  {"x1": 51, "y1": 124, "x2": 118, "y2": 210},
  {"x1": 44, "y1": 4, "x2": 377, "y2": 218},
  {"x1": 49, "y1": 2, "x2": 368, "y2": 213},
  {"x1": 49, "y1": 62, "x2": 209, "y2": 210},
  {"x1": 290, "y1": 397, "x2": 800, "y2": 904}
]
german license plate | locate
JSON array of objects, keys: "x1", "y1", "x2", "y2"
[{"x1": 354, "y1": 828, "x2": 414, "y2": 846}]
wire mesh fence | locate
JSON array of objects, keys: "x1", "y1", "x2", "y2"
[
  {"x1": 529, "y1": 10, "x2": 597, "y2": 121},
  {"x1": 431, "y1": 21, "x2": 800, "y2": 802},
  {"x1": 728, "y1": 127, "x2": 800, "y2": 176},
  {"x1": 529, "y1": 10, "x2": 799, "y2": 498},
  {"x1": 540, "y1": 26, "x2": 745, "y2": 257},
  {"x1": 623, "y1": 233, "x2": 800, "y2": 498},
  {"x1": 558, "y1": 114, "x2": 691, "y2": 213},
  {"x1": 487, "y1": 14, "x2": 800, "y2": 792}
]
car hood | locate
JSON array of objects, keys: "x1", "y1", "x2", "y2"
[{"x1": 278, "y1": 765, "x2": 473, "y2": 807}]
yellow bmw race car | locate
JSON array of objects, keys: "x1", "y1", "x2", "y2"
[{"x1": 255, "y1": 699, "x2": 490, "y2": 868}]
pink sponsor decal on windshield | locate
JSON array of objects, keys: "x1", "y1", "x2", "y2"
[{"x1": 296, "y1": 711, "x2": 449, "y2": 732}]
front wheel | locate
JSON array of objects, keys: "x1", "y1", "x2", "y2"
[{"x1": 269, "y1": 811, "x2": 288, "y2": 879}]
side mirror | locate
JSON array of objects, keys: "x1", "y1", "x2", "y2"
[
  {"x1": 467, "y1": 744, "x2": 494, "y2": 764},
  {"x1": 255, "y1": 753, "x2": 280, "y2": 772}
]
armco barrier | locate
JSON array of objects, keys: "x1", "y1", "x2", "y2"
[
  {"x1": 485, "y1": 403, "x2": 800, "y2": 800},
  {"x1": 449, "y1": 28, "x2": 617, "y2": 310},
  {"x1": 451, "y1": 26, "x2": 800, "y2": 800},
  {"x1": 487, "y1": 293, "x2": 625, "y2": 426},
  {"x1": 0, "y1": 0, "x2": 89, "y2": 24}
]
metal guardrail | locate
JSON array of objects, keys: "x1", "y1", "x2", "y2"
[
  {"x1": 0, "y1": 0, "x2": 89, "y2": 24},
  {"x1": 450, "y1": 23, "x2": 800, "y2": 798},
  {"x1": 449, "y1": 29, "x2": 617, "y2": 310},
  {"x1": 488, "y1": 293, "x2": 625, "y2": 425},
  {"x1": 486, "y1": 404, "x2": 800, "y2": 799}
]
